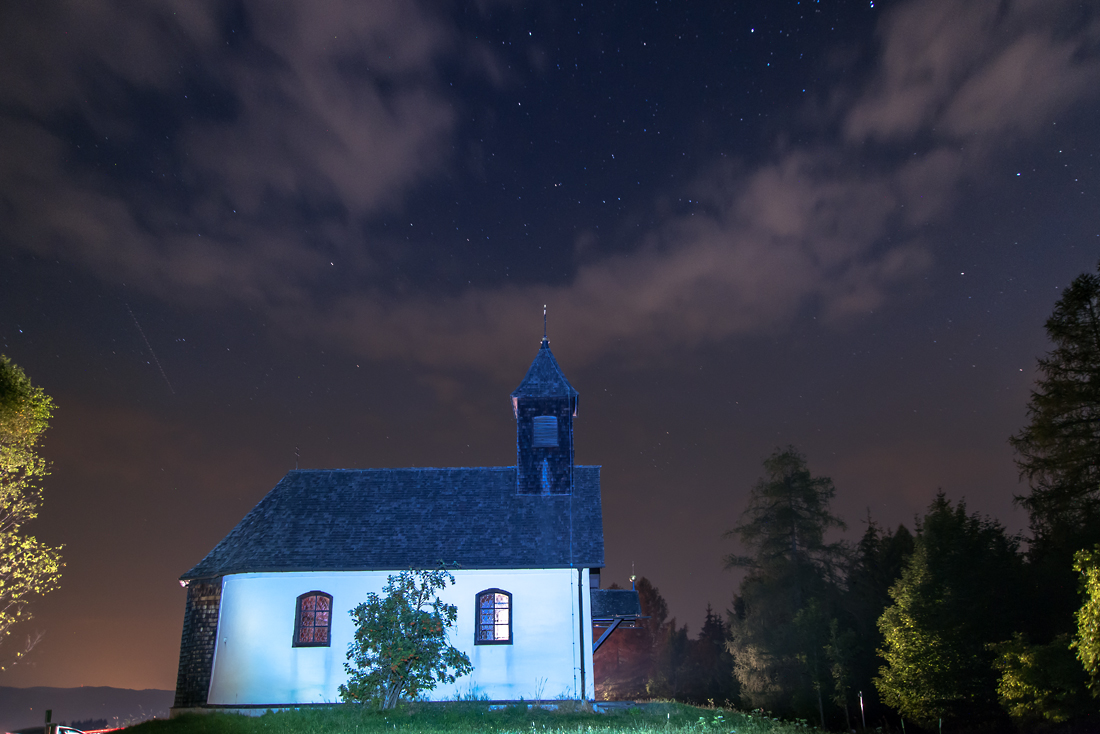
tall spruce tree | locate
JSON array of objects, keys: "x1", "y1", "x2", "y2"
[
  {"x1": 725, "y1": 447, "x2": 846, "y2": 719},
  {"x1": 1010, "y1": 262, "x2": 1100, "y2": 546},
  {"x1": 1010, "y1": 263, "x2": 1100, "y2": 641}
]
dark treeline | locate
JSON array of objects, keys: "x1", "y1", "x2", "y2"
[{"x1": 594, "y1": 263, "x2": 1100, "y2": 731}]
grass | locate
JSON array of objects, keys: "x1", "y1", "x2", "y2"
[{"x1": 126, "y1": 702, "x2": 824, "y2": 734}]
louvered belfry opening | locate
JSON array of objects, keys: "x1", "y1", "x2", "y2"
[
  {"x1": 511, "y1": 338, "x2": 578, "y2": 495},
  {"x1": 532, "y1": 415, "x2": 559, "y2": 447}
]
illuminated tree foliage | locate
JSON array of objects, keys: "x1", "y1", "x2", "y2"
[
  {"x1": 339, "y1": 568, "x2": 472, "y2": 709},
  {"x1": 875, "y1": 494, "x2": 1024, "y2": 729},
  {"x1": 1073, "y1": 545, "x2": 1100, "y2": 692},
  {"x1": 990, "y1": 633, "x2": 1090, "y2": 725},
  {"x1": 0, "y1": 355, "x2": 62, "y2": 669},
  {"x1": 1010, "y1": 263, "x2": 1100, "y2": 543},
  {"x1": 725, "y1": 447, "x2": 846, "y2": 720}
]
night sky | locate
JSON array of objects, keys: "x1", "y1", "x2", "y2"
[{"x1": 1, "y1": 0, "x2": 1098, "y2": 691}]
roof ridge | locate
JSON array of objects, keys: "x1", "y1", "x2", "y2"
[
  {"x1": 287, "y1": 466, "x2": 517, "y2": 473},
  {"x1": 285, "y1": 466, "x2": 602, "y2": 472}
]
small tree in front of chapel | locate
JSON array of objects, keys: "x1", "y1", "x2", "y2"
[{"x1": 339, "y1": 568, "x2": 472, "y2": 709}]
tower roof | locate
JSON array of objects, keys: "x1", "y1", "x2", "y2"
[{"x1": 511, "y1": 338, "x2": 579, "y2": 400}]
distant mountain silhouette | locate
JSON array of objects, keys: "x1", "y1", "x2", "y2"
[{"x1": 0, "y1": 687, "x2": 172, "y2": 733}]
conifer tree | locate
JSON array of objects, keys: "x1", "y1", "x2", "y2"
[
  {"x1": 682, "y1": 605, "x2": 737, "y2": 706},
  {"x1": 1010, "y1": 263, "x2": 1100, "y2": 641},
  {"x1": 725, "y1": 447, "x2": 846, "y2": 718},
  {"x1": 1011, "y1": 262, "x2": 1100, "y2": 546}
]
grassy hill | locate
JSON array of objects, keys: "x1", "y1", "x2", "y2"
[{"x1": 128, "y1": 702, "x2": 817, "y2": 734}]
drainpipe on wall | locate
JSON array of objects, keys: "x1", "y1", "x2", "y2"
[{"x1": 577, "y1": 568, "x2": 586, "y2": 701}]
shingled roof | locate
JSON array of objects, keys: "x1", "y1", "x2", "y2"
[
  {"x1": 591, "y1": 589, "x2": 642, "y2": 619},
  {"x1": 182, "y1": 466, "x2": 603, "y2": 580},
  {"x1": 511, "y1": 339, "x2": 579, "y2": 400}
]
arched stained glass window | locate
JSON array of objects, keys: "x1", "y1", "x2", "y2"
[
  {"x1": 294, "y1": 591, "x2": 332, "y2": 647},
  {"x1": 475, "y1": 588, "x2": 512, "y2": 645}
]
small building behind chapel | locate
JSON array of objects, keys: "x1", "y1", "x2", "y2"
[{"x1": 172, "y1": 336, "x2": 613, "y2": 712}]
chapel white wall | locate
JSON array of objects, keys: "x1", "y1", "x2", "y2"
[{"x1": 206, "y1": 568, "x2": 592, "y2": 705}]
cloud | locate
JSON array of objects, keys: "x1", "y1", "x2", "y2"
[
  {"x1": 300, "y1": 152, "x2": 932, "y2": 373},
  {"x1": 846, "y1": 0, "x2": 1100, "y2": 142},
  {"x1": 0, "y1": 0, "x2": 456, "y2": 300},
  {"x1": 1, "y1": 0, "x2": 1097, "y2": 375},
  {"x1": 185, "y1": 4, "x2": 456, "y2": 217}
]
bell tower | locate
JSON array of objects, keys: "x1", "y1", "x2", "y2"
[{"x1": 511, "y1": 322, "x2": 578, "y2": 495}]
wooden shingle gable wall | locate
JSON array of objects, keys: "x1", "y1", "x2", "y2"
[{"x1": 172, "y1": 578, "x2": 222, "y2": 708}]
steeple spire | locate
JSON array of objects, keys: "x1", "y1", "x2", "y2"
[
  {"x1": 510, "y1": 336, "x2": 578, "y2": 406},
  {"x1": 543, "y1": 304, "x2": 547, "y2": 342}
]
